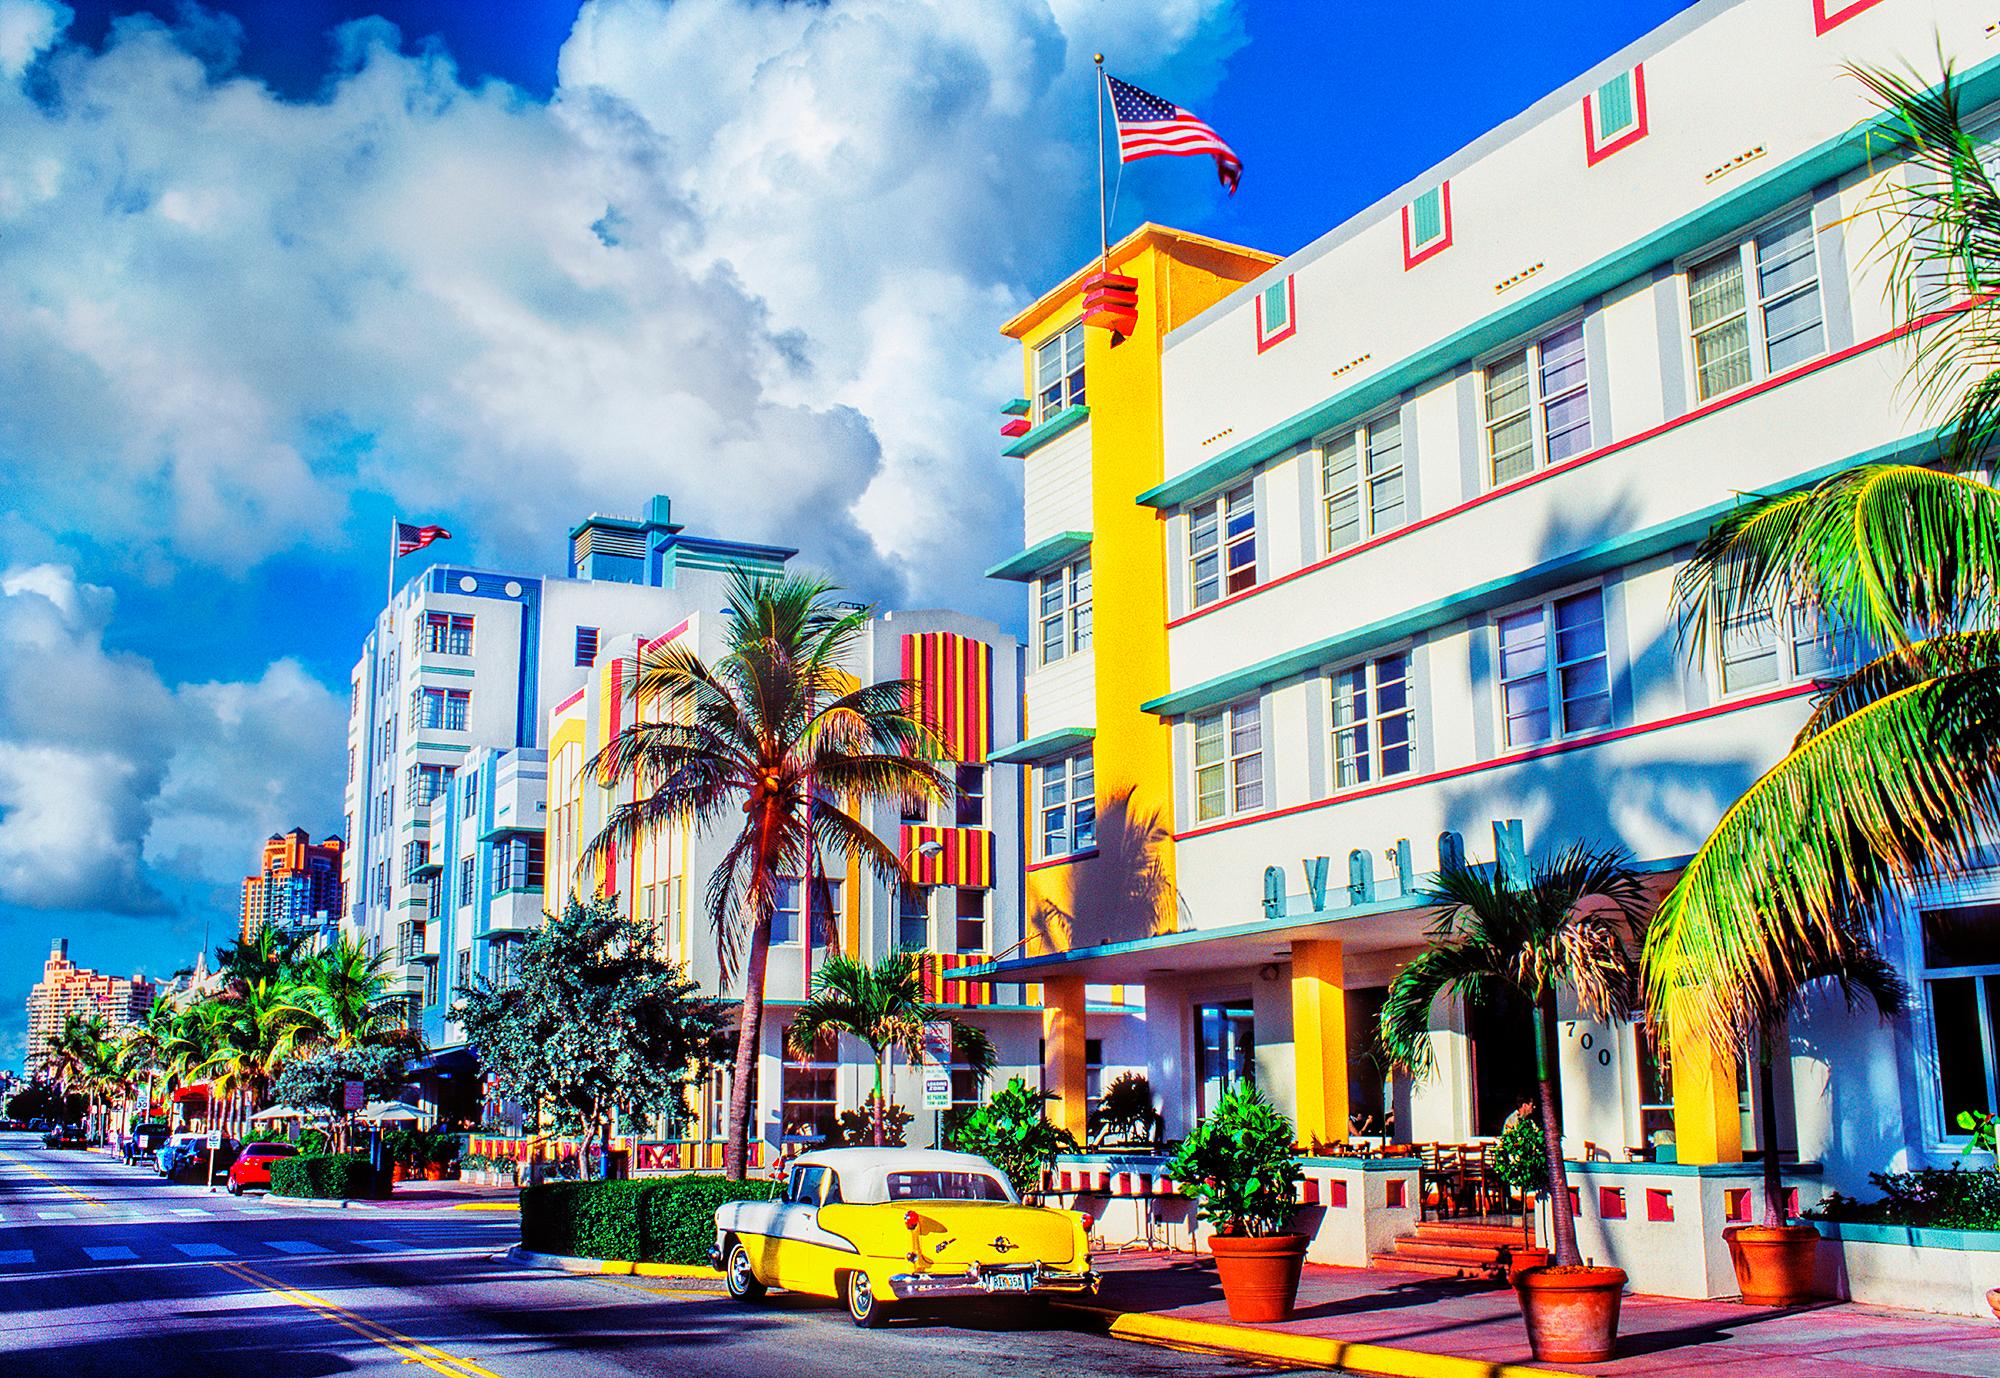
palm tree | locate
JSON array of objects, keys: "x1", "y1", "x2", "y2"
[
  {"x1": 1380, "y1": 845, "x2": 1651, "y2": 1268},
  {"x1": 786, "y1": 949, "x2": 996, "y2": 1146},
  {"x1": 583, "y1": 570, "x2": 951, "y2": 1178},
  {"x1": 296, "y1": 938, "x2": 409, "y2": 1051},
  {"x1": 1641, "y1": 62, "x2": 2000, "y2": 1060},
  {"x1": 201, "y1": 976, "x2": 316, "y2": 1118}
]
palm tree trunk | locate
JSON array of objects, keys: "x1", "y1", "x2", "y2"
[
  {"x1": 1533, "y1": 999, "x2": 1583, "y2": 1267},
  {"x1": 724, "y1": 911, "x2": 775, "y2": 1181},
  {"x1": 1758, "y1": 1032, "x2": 1787, "y2": 1228}
]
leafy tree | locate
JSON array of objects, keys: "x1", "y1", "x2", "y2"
[
  {"x1": 785, "y1": 949, "x2": 995, "y2": 1146},
  {"x1": 1642, "y1": 62, "x2": 2000, "y2": 1065},
  {"x1": 582, "y1": 569, "x2": 950, "y2": 1178},
  {"x1": 453, "y1": 896, "x2": 729, "y2": 1177},
  {"x1": 1167, "y1": 1080, "x2": 1302, "y2": 1238},
  {"x1": 272, "y1": 1044, "x2": 407, "y2": 1122},
  {"x1": 6, "y1": 1082, "x2": 74, "y2": 1124},
  {"x1": 1380, "y1": 845, "x2": 1649, "y2": 1269},
  {"x1": 949, "y1": 1076, "x2": 1078, "y2": 1198}
]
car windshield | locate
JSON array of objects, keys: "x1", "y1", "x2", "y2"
[{"x1": 884, "y1": 1171, "x2": 1011, "y2": 1202}]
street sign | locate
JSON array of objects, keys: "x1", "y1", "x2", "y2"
[
  {"x1": 342, "y1": 1080, "x2": 365, "y2": 1111},
  {"x1": 921, "y1": 1021, "x2": 954, "y2": 1111},
  {"x1": 922, "y1": 1073, "x2": 952, "y2": 1112},
  {"x1": 206, "y1": 1131, "x2": 222, "y2": 1149}
]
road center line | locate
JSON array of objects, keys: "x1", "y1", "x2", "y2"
[
  {"x1": 1, "y1": 1154, "x2": 105, "y2": 1206},
  {"x1": 210, "y1": 1260, "x2": 507, "y2": 1378}
]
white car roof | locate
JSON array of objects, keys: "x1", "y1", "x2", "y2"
[{"x1": 790, "y1": 1147, "x2": 1016, "y2": 1204}]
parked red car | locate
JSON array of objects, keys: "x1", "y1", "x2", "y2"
[{"x1": 225, "y1": 1141, "x2": 299, "y2": 1194}]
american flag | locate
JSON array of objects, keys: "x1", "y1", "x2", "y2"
[
  {"x1": 1106, "y1": 74, "x2": 1241, "y2": 194},
  {"x1": 395, "y1": 521, "x2": 452, "y2": 557}
]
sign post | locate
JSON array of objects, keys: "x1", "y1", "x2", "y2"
[
  {"x1": 920, "y1": 1021, "x2": 953, "y2": 1147},
  {"x1": 205, "y1": 1130, "x2": 222, "y2": 1193}
]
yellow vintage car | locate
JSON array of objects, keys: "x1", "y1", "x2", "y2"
[{"x1": 710, "y1": 1147, "x2": 1097, "y2": 1327}]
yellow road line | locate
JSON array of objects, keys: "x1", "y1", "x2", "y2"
[
  {"x1": 0, "y1": 1155, "x2": 104, "y2": 1206},
  {"x1": 212, "y1": 1260, "x2": 507, "y2": 1378}
]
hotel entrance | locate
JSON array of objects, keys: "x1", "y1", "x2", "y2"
[
  {"x1": 1196, "y1": 1000, "x2": 1254, "y2": 1115},
  {"x1": 1469, "y1": 988, "x2": 1540, "y2": 1138}
]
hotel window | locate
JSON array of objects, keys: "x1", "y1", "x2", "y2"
[
  {"x1": 1483, "y1": 320, "x2": 1591, "y2": 486},
  {"x1": 412, "y1": 687, "x2": 469, "y2": 731},
  {"x1": 402, "y1": 840, "x2": 429, "y2": 884},
  {"x1": 458, "y1": 855, "x2": 475, "y2": 906},
  {"x1": 955, "y1": 764, "x2": 987, "y2": 827},
  {"x1": 1320, "y1": 412, "x2": 1405, "y2": 552},
  {"x1": 898, "y1": 883, "x2": 932, "y2": 950},
  {"x1": 407, "y1": 763, "x2": 448, "y2": 808},
  {"x1": 422, "y1": 612, "x2": 474, "y2": 656},
  {"x1": 1038, "y1": 555, "x2": 1092, "y2": 664},
  {"x1": 1496, "y1": 588, "x2": 1612, "y2": 748},
  {"x1": 1687, "y1": 207, "x2": 1825, "y2": 402},
  {"x1": 1039, "y1": 751, "x2": 1096, "y2": 859},
  {"x1": 574, "y1": 626, "x2": 599, "y2": 668},
  {"x1": 1715, "y1": 592, "x2": 1844, "y2": 696},
  {"x1": 781, "y1": 1030, "x2": 841, "y2": 1145},
  {"x1": 423, "y1": 961, "x2": 439, "y2": 1008},
  {"x1": 463, "y1": 773, "x2": 479, "y2": 820},
  {"x1": 1193, "y1": 699, "x2": 1264, "y2": 822},
  {"x1": 1033, "y1": 321, "x2": 1086, "y2": 422},
  {"x1": 1189, "y1": 482, "x2": 1257, "y2": 608},
  {"x1": 772, "y1": 875, "x2": 841, "y2": 947},
  {"x1": 955, "y1": 888, "x2": 988, "y2": 954},
  {"x1": 1918, "y1": 902, "x2": 2000, "y2": 1139},
  {"x1": 492, "y1": 835, "x2": 544, "y2": 893},
  {"x1": 454, "y1": 949, "x2": 471, "y2": 998},
  {"x1": 347, "y1": 747, "x2": 355, "y2": 783},
  {"x1": 1329, "y1": 651, "x2": 1416, "y2": 791}
]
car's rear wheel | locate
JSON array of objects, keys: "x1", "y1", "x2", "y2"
[
  {"x1": 226, "y1": 1179, "x2": 241, "y2": 1196},
  {"x1": 844, "y1": 1271, "x2": 893, "y2": 1329},
  {"x1": 725, "y1": 1242, "x2": 765, "y2": 1302}
]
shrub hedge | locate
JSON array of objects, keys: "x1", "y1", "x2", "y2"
[
  {"x1": 520, "y1": 1175, "x2": 777, "y2": 1264},
  {"x1": 1811, "y1": 1166, "x2": 2000, "y2": 1230},
  {"x1": 269, "y1": 1153, "x2": 391, "y2": 1200}
]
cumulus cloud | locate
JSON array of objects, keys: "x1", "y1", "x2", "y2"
[
  {"x1": 0, "y1": 0, "x2": 1240, "y2": 614},
  {"x1": 0, "y1": 563, "x2": 343, "y2": 916}
]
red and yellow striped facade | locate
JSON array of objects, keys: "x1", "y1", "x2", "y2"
[
  {"x1": 900, "y1": 823, "x2": 993, "y2": 888},
  {"x1": 902, "y1": 631, "x2": 991, "y2": 763}
]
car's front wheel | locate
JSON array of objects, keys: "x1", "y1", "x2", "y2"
[
  {"x1": 725, "y1": 1243, "x2": 765, "y2": 1302},
  {"x1": 844, "y1": 1271, "x2": 893, "y2": 1329}
]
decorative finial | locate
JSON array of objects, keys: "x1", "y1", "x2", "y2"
[{"x1": 1093, "y1": 53, "x2": 1104, "y2": 65}]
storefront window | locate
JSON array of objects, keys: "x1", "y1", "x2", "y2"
[
  {"x1": 1920, "y1": 902, "x2": 2000, "y2": 1137},
  {"x1": 1196, "y1": 1002, "x2": 1255, "y2": 1115}
]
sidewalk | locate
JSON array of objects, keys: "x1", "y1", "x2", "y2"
[
  {"x1": 1078, "y1": 1252, "x2": 2000, "y2": 1377},
  {"x1": 265, "y1": 1179, "x2": 520, "y2": 1212}
]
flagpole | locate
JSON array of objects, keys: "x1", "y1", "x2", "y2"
[
  {"x1": 386, "y1": 515, "x2": 398, "y2": 635},
  {"x1": 1094, "y1": 54, "x2": 1108, "y2": 270}
]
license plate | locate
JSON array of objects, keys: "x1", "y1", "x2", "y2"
[{"x1": 984, "y1": 1272, "x2": 1031, "y2": 1293}]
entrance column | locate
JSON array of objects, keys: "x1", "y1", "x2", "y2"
[
  {"x1": 1667, "y1": 990, "x2": 1743, "y2": 1164},
  {"x1": 1043, "y1": 973, "x2": 1089, "y2": 1144},
  {"x1": 1291, "y1": 939, "x2": 1350, "y2": 1151}
]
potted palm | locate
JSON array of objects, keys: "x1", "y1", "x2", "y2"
[
  {"x1": 1491, "y1": 1110, "x2": 1552, "y2": 1281},
  {"x1": 1167, "y1": 1080, "x2": 1305, "y2": 1323},
  {"x1": 1381, "y1": 843, "x2": 1650, "y2": 1363}
]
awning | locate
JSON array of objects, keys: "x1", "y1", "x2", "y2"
[
  {"x1": 171, "y1": 1083, "x2": 210, "y2": 1103},
  {"x1": 248, "y1": 1105, "x2": 306, "y2": 1121},
  {"x1": 403, "y1": 1045, "x2": 480, "y2": 1078},
  {"x1": 985, "y1": 530, "x2": 1092, "y2": 583},
  {"x1": 359, "y1": 1100, "x2": 422, "y2": 1123},
  {"x1": 987, "y1": 725, "x2": 1095, "y2": 767}
]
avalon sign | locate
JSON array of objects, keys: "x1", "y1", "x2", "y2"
[{"x1": 1258, "y1": 820, "x2": 1525, "y2": 920}]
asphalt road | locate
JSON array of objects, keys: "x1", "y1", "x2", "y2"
[{"x1": 0, "y1": 1132, "x2": 1312, "y2": 1378}]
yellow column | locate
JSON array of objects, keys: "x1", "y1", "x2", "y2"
[
  {"x1": 1290, "y1": 939, "x2": 1349, "y2": 1151},
  {"x1": 1043, "y1": 974, "x2": 1089, "y2": 1143},
  {"x1": 1668, "y1": 992, "x2": 1743, "y2": 1165}
]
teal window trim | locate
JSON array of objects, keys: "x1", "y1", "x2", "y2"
[
  {"x1": 1408, "y1": 187, "x2": 1445, "y2": 249},
  {"x1": 1137, "y1": 53, "x2": 2000, "y2": 512},
  {"x1": 1001, "y1": 398, "x2": 1031, "y2": 417},
  {"x1": 985, "y1": 531, "x2": 1092, "y2": 582},
  {"x1": 987, "y1": 725, "x2": 1095, "y2": 766},
  {"x1": 1003, "y1": 404, "x2": 1091, "y2": 459},
  {"x1": 1140, "y1": 428, "x2": 1942, "y2": 720}
]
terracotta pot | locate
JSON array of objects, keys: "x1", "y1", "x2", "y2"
[
  {"x1": 1208, "y1": 1233, "x2": 1309, "y2": 1323},
  {"x1": 1985, "y1": 1286, "x2": 2000, "y2": 1320},
  {"x1": 1515, "y1": 1265, "x2": 1627, "y2": 1363},
  {"x1": 1507, "y1": 1246, "x2": 1553, "y2": 1283},
  {"x1": 424, "y1": 1163, "x2": 445, "y2": 1181},
  {"x1": 1725, "y1": 1224, "x2": 1820, "y2": 1306},
  {"x1": 390, "y1": 1162, "x2": 406, "y2": 1182}
]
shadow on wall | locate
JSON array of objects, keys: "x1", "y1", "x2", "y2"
[{"x1": 1028, "y1": 787, "x2": 1186, "y2": 954}]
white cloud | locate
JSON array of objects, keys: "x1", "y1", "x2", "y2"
[
  {"x1": 0, "y1": 563, "x2": 343, "y2": 915},
  {"x1": 0, "y1": 0, "x2": 1241, "y2": 613}
]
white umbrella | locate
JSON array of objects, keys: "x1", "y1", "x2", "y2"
[
  {"x1": 248, "y1": 1105, "x2": 305, "y2": 1122},
  {"x1": 358, "y1": 1100, "x2": 422, "y2": 1123}
]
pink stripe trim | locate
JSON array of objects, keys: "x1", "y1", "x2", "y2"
[
  {"x1": 1165, "y1": 296, "x2": 1978, "y2": 631},
  {"x1": 1173, "y1": 683, "x2": 1819, "y2": 842},
  {"x1": 553, "y1": 685, "x2": 586, "y2": 715}
]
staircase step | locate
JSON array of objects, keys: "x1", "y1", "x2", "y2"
[
  {"x1": 1369, "y1": 1251, "x2": 1508, "y2": 1281},
  {"x1": 1408, "y1": 1221, "x2": 1527, "y2": 1247},
  {"x1": 1387, "y1": 1239, "x2": 1511, "y2": 1266}
]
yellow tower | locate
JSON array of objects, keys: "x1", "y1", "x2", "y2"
[{"x1": 991, "y1": 225, "x2": 1277, "y2": 1138}]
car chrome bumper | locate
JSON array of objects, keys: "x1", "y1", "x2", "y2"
[{"x1": 886, "y1": 1264, "x2": 1098, "y2": 1301}]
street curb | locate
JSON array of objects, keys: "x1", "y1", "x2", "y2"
[
  {"x1": 507, "y1": 1245, "x2": 726, "y2": 1288},
  {"x1": 1051, "y1": 1301, "x2": 1586, "y2": 1378}
]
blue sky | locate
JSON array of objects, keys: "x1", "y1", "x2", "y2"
[{"x1": 0, "y1": 0, "x2": 1695, "y2": 1068}]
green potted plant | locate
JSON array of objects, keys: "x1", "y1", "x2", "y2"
[
  {"x1": 1381, "y1": 844, "x2": 1649, "y2": 1363},
  {"x1": 1166, "y1": 1080, "x2": 1305, "y2": 1323},
  {"x1": 949, "y1": 1076, "x2": 1077, "y2": 1199},
  {"x1": 1491, "y1": 1110, "x2": 1552, "y2": 1280}
]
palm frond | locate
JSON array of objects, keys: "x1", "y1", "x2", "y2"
[
  {"x1": 1378, "y1": 944, "x2": 1497, "y2": 1079},
  {"x1": 1644, "y1": 663, "x2": 2000, "y2": 1055},
  {"x1": 1793, "y1": 630, "x2": 2000, "y2": 745}
]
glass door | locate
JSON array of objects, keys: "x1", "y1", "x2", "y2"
[{"x1": 1196, "y1": 1001, "x2": 1255, "y2": 1115}]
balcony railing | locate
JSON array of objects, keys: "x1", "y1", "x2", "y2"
[{"x1": 914, "y1": 951, "x2": 1040, "y2": 1007}]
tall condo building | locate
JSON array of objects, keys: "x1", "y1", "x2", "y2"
[
  {"x1": 25, "y1": 939, "x2": 154, "y2": 1076},
  {"x1": 970, "y1": 0, "x2": 1999, "y2": 1302},
  {"x1": 239, "y1": 828, "x2": 345, "y2": 943}
]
